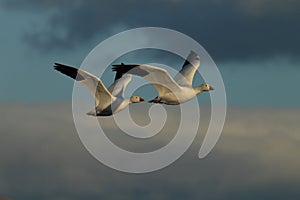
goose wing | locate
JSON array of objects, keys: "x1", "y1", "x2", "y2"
[
  {"x1": 112, "y1": 63, "x2": 181, "y2": 96},
  {"x1": 108, "y1": 71, "x2": 132, "y2": 98},
  {"x1": 174, "y1": 50, "x2": 200, "y2": 86},
  {"x1": 54, "y1": 63, "x2": 113, "y2": 107}
]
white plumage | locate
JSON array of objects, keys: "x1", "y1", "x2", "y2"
[
  {"x1": 54, "y1": 63, "x2": 144, "y2": 116},
  {"x1": 112, "y1": 51, "x2": 214, "y2": 105}
]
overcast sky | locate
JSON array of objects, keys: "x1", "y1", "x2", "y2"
[
  {"x1": 0, "y1": 104, "x2": 300, "y2": 200},
  {"x1": 0, "y1": 1, "x2": 300, "y2": 199}
]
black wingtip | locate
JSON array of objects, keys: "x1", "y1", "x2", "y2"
[
  {"x1": 112, "y1": 63, "x2": 139, "y2": 71},
  {"x1": 114, "y1": 71, "x2": 123, "y2": 81},
  {"x1": 112, "y1": 63, "x2": 127, "y2": 80},
  {"x1": 53, "y1": 63, "x2": 84, "y2": 81},
  {"x1": 181, "y1": 51, "x2": 197, "y2": 68},
  {"x1": 112, "y1": 63, "x2": 149, "y2": 79}
]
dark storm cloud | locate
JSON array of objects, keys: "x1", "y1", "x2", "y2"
[{"x1": 2, "y1": 0, "x2": 300, "y2": 61}]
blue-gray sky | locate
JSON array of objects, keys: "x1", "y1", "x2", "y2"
[
  {"x1": 0, "y1": 2, "x2": 300, "y2": 199},
  {"x1": 0, "y1": 0, "x2": 299, "y2": 106}
]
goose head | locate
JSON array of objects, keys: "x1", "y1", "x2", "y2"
[
  {"x1": 200, "y1": 83, "x2": 214, "y2": 91},
  {"x1": 195, "y1": 84, "x2": 214, "y2": 94},
  {"x1": 130, "y1": 96, "x2": 145, "y2": 103}
]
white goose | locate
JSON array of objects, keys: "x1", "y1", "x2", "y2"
[
  {"x1": 112, "y1": 51, "x2": 214, "y2": 105},
  {"x1": 54, "y1": 63, "x2": 144, "y2": 116}
]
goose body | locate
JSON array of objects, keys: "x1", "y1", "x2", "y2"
[
  {"x1": 112, "y1": 51, "x2": 214, "y2": 105},
  {"x1": 54, "y1": 63, "x2": 144, "y2": 116}
]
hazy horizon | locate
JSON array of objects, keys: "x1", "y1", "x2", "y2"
[{"x1": 0, "y1": 103, "x2": 299, "y2": 199}]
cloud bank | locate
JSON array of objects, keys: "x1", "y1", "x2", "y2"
[{"x1": 0, "y1": 103, "x2": 299, "y2": 199}]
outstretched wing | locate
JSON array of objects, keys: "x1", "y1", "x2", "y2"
[
  {"x1": 108, "y1": 71, "x2": 132, "y2": 98},
  {"x1": 112, "y1": 63, "x2": 181, "y2": 96},
  {"x1": 54, "y1": 63, "x2": 113, "y2": 107},
  {"x1": 174, "y1": 50, "x2": 200, "y2": 86}
]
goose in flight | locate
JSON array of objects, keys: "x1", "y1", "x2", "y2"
[
  {"x1": 54, "y1": 63, "x2": 144, "y2": 116},
  {"x1": 112, "y1": 51, "x2": 214, "y2": 105}
]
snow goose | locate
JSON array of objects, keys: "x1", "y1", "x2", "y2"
[
  {"x1": 54, "y1": 63, "x2": 144, "y2": 116},
  {"x1": 112, "y1": 51, "x2": 214, "y2": 105}
]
